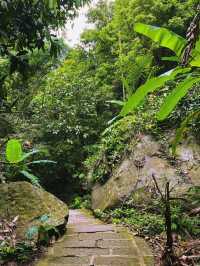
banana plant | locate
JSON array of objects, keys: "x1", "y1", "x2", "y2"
[
  {"x1": 120, "y1": 23, "x2": 200, "y2": 153},
  {"x1": 5, "y1": 139, "x2": 56, "y2": 186},
  {"x1": 121, "y1": 23, "x2": 200, "y2": 118}
]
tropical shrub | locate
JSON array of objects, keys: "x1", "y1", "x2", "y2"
[{"x1": 3, "y1": 139, "x2": 55, "y2": 186}]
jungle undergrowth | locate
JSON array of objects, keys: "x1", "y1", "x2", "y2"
[{"x1": 93, "y1": 186, "x2": 200, "y2": 239}]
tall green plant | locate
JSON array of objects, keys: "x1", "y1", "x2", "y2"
[
  {"x1": 120, "y1": 67, "x2": 191, "y2": 116},
  {"x1": 4, "y1": 139, "x2": 56, "y2": 186},
  {"x1": 120, "y1": 22, "x2": 200, "y2": 153},
  {"x1": 121, "y1": 23, "x2": 200, "y2": 116}
]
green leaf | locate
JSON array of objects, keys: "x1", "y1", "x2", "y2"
[
  {"x1": 121, "y1": 77, "x2": 132, "y2": 97},
  {"x1": 190, "y1": 55, "x2": 200, "y2": 67},
  {"x1": 186, "y1": 38, "x2": 200, "y2": 66},
  {"x1": 45, "y1": 0, "x2": 57, "y2": 9},
  {"x1": 26, "y1": 160, "x2": 56, "y2": 165},
  {"x1": 161, "y1": 56, "x2": 180, "y2": 62},
  {"x1": 107, "y1": 100, "x2": 125, "y2": 106},
  {"x1": 21, "y1": 150, "x2": 41, "y2": 161},
  {"x1": 171, "y1": 111, "x2": 200, "y2": 155},
  {"x1": 26, "y1": 226, "x2": 38, "y2": 240},
  {"x1": 39, "y1": 214, "x2": 50, "y2": 223},
  {"x1": 194, "y1": 39, "x2": 200, "y2": 54},
  {"x1": 134, "y1": 23, "x2": 186, "y2": 56},
  {"x1": 20, "y1": 170, "x2": 40, "y2": 186},
  {"x1": 157, "y1": 76, "x2": 200, "y2": 121},
  {"x1": 6, "y1": 139, "x2": 23, "y2": 163},
  {"x1": 120, "y1": 67, "x2": 191, "y2": 116}
]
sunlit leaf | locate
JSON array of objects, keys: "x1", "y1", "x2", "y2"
[
  {"x1": 20, "y1": 170, "x2": 40, "y2": 186},
  {"x1": 161, "y1": 56, "x2": 180, "y2": 62},
  {"x1": 134, "y1": 23, "x2": 186, "y2": 56},
  {"x1": 120, "y1": 67, "x2": 191, "y2": 116},
  {"x1": 190, "y1": 55, "x2": 200, "y2": 67},
  {"x1": 157, "y1": 76, "x2": 200, "y2": 121},
  {"x1": 21, "y1": 150, "x2": 41, "y2": 161},
  {"x1": 6, "y1": 139, "x2": 23, "y2": 163},
  {"x1": 45, "y1": 0, "x2": 57, "y2": 9},
  {"x1": 26, "y1": 160, "x2": 57, "y2": 165}
]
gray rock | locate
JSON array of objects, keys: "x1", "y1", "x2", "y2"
[{"x1": 92, "y1": 135, "x2": 199, "y2": 211}]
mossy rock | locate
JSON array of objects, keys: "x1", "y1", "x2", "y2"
[{"x1": 0, "y1": 181, "x2": 69, "y2": 239}]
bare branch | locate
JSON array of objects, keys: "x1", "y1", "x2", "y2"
[{"x1": 152, "y1": 173, "x2": 165, "y2": 201}]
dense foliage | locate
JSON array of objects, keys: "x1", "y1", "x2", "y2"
[
  {"x1": 0, "y1": 0, "x2": 200, "y2": 265},
  {"x1": 94, "y1": 186, "x2": 200, "y2": 238},
  {"x1": 0, "y1": 0, "x2": 89, "y2": 57},
  {"x1": 0, "y1": 0, "x2": 88, "y2": 115},
  {"x1": 1, "y1": 0, "x2": 199, "y2": 194}
]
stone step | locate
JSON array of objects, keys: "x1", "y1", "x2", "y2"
[{"x1": 35, "y1": 209, "x2": 154, "y2": 266}]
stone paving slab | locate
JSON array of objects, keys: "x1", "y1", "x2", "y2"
[
  {"x1": 73, "y1": 224, "x2": 115, "y2": 233},
  {"x1": 36, "y1": 209, "x2": 154, "y2": 266},
  {"x1": 93, "y1": 256, "x2": 141, "y2": 266}
]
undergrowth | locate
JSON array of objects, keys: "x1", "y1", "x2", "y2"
[
  {"x1": 70, "y1": 194, "x2": 91, "y2": 209},
  {"x1": 0, "y1": 243, "x2": 36, "y2": 265},
  {"x1": 84, "y1": 108, "x2": 160, "y2": 184},
  {"x1": 93, "y1": 186, "x2": 200, "y2": 238}
]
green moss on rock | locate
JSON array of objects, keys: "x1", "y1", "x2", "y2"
[{"x1": 0, "y1": 181, "x2": 68, "y2": 239}]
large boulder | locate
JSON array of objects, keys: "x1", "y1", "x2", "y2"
[
  {"x1": 92, "y1": 135, "x2": 200, "y2": 211},
  {"x1": 0, "y1": 181, "x2": 69, "y2": 239}
]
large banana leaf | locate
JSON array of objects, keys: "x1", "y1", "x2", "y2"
[
  {"x1": 189, "y1": 39, "x2": 200, "y2": 66},
  {"x1": 157, "y1": 76, "x2": 200, "y2": 121},
  {"x1": 120, "y1": 67, "x2": 191, "y2": 116},
  {"x1": 26, "y1": 160, "x2": 56, "y2": 165},
  {"x1": 21, "y1": 150, "x2": 41, "y2": 161},
  {"x1": 6, "y1": 139, "x2": 23, "y2": 163},
  {"x1": 134, "y1": 23, "x2": 186, "y2": 57},
  {"x1": 20, "y1": 170, "x2": 40, "y2": 187},
  {"x1": 190, "y1": 55, "x2": 200, "y2": 67}
]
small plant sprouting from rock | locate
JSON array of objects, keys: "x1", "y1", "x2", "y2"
[{"x1": 26, "y1": 214, "x2": 59, "y2": 246}]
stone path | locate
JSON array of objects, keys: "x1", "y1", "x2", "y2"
[{"x1": 36, "y1": 210, "x2": 154, "y2": 266}]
